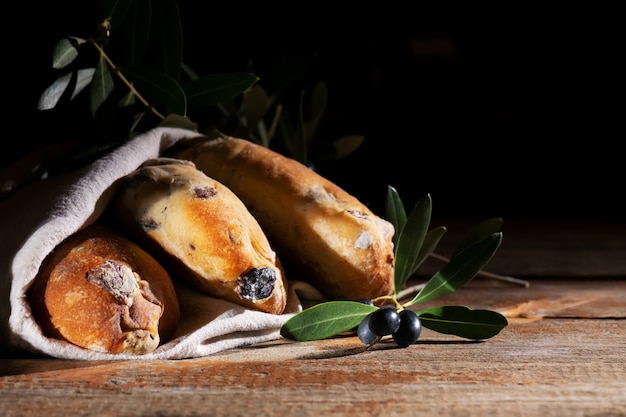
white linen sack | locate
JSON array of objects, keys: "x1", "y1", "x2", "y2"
[{"x1": 0, "y1": 126, "x2": 321, "y2": 360}]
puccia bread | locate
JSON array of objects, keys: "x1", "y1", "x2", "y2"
[
  {"x1": 27, "y1": 224, "x2": 180, "y2": 355},
  {"x1": 108, "y1": 158, "x2": 288, "y2": 315},
  {"x1": 172, "y1": 136, "x2": 395, "y2": 301}
]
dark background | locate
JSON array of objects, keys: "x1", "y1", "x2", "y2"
[{"x1": 9, "y1": 3, "x2": 623, "y2": 222}]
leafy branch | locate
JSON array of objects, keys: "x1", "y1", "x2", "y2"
[
  {"x1": 86, "y1": 30, "x2": 166, "y2": 120},
  {"x1": 36, "y1": 0, "x2": 365, "y2": 168},
  {"x1": 1, "y1": 0, "x2": 369, "y2": 203},
  {"x1": 280, "y1": 188, "x2": 510, "y2": 346},
  {"x1": 38, "y1": 20, "x2": 257, "y2": 132}
]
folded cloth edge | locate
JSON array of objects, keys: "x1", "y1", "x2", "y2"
[{"x1": 0, "y1": 127, "x2": 313, "y2": 360}]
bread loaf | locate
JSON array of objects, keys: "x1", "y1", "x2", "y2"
[
  {"x1": 27, "y1": 224, "x2": 180, "y2": 355},
  {"x1": 172, "y1": 136, "x2": 395, "y2": 301},
  {"x1": 107, "y1": 158, "x2": 288, "y2": 315}
]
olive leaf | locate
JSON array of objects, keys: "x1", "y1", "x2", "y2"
[
  {"x1": 292, "y1": 90, "x2": 308, "y2": 164},
  {"x1": 407, "y1": 232, "x2": 502, "y2": 305},
  {"x1": 122, "y1": 65, "x2": 187, "y2": 115},
  {"x1": 35, "y1": 6, "x2": 328, "y2": 168},
  {"x1": 416, "y1": 306, "x2": 508, "y2": 340},
  {"x1": 71, "y1": 68, "x2": 98, "y2": 102},
  {"x1": 52, "y1": 37, "x2": 85, "y2": 69},
  {"x1": 109, "y1": 0, "x2": 152, "y2": 67},
  {"x1": 452, "y1": 217, "x2": 503, "y2": 256},
  {"x1": 307, "y1": 81, "x2": 328, "y2": 138},
  {"x1": 385, "y1": 185, "x2": 407, "y2": 245},
  {"x1": 240, "y1": 84, "x2": 271, "y2": 135},
  {"x1": 90, "y1": 56, "x2": 115, "y2": 116},
  {"x1": 290, "y1": 81, "x2": 328, "y2": 164},
  {"x1": 414, "y1": 226, "x2": 447, "y2": 275},
  {"x1": 148, "y1": 0, "x2": 183, "y2": 81},
  {"x1": 259, "y1": 52, "x2": 316, "y2": 98},
  {"x1": 393, "y1": 193, "x2": 432, "y2": 294},
  {"x1": 38, "y1": 68, "x2": 96, "y2": 111},
  {"x1": 280, "y1": 301, "x2": 377, "y2": 342},
  {"x1": 332, "y1": 135, "x2": 365, "y2": 160},
  {"x1": 386, "y1": 189, "x2": 447, "y2": 282},
  {"x1": 183, "y1": 72, "x2": 259, "y2": 110}
]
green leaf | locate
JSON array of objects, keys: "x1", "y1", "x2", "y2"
[
  {"x1": 332, "y1": 135, "x2": 365, "y2": 159},
  {"x1": 385, "y1": 185, "x2": 407, "y2": 245},
  {"x1": 122, "y1": 65, "x2": 187, "y2": 115},
  {"x1": 72, "y1": 68, "x2": 97, "y2": 101},
  {"x1": 411, "y1": 226, "x2": 446, "y2": 277},
  {"x1": 280, "y1": 301, "x2": 377, "y2": 341},
  {"x1": 408, "y1": 232, "x2": 503, "y2": 305},
  {"x1": 417, "y1": 306, "x2": 508, "y2": 340},
  {"x1": 149, "y1": 0, "x2": 183, "y2": 80},
  {"x1": 52, "y1": 37, "x2": 85, "y2": 69},
  {"x1": 111, "y1": 0, "x2": 152, "y2": 67},
  {"x1": 157, "y1": 113, "x2": 198, "y2": 131},
  {"x1": 260, "y1": 53, "x2": 316, "y2": 97},
  {"x1": 241, "y1": 83, "x2": 271, "y2": 133},
  {"x1": 184, "y1": 73, "x2": 259, "y2": 109},
  {"x1": 452, "y1": 217, "x2": 504, "y2": 257},
  {"x1": 90, "y1": 56, "x2": 115, "y2": 116},
  {"x1": 290, "y1": 82, "x2": 328, "y2": 163},
  {"x1": 292, "y1": 90, "x2": 308, "y2": 163},
  {"x1": 119, "y1": 89, "x2": 136, "y2": 108},
  {"x1": 37, "y1": 68, "x2": 95, "y2": 111},
  {"x1": 310, "y1": 81, "x2": 328, "y2": 118},
  {"x1": 38, "y1": 73, "x2": 73, "y2": 110},
  {"x1": 301, "y1": 81, "x2": 328, "y2": 151},
  {"x1": 394, "y1": 194, "x2": 432, "y2": 294}
]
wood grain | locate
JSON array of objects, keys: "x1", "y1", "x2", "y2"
[
  {"x1": 1, "y1": 317, "x2": 624, "y2": 417},
  {"x1": 422, "y1": 219, "x2": 626, "y2": 278},
  {"x1": 1, "y1": 221, "x2": 625, "y2": 417}
]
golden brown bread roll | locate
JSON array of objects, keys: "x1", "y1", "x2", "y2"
[
  {"x1": 27, "y1": 224, "x2": 180, "y2": 355},
  {"x1": 172, "y1": 136, "x2": 395, "y2": 301},
  {"x1": 107, "y1": 158, "x2": 288, "y2": 315}
]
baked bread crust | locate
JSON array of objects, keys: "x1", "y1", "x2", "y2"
[
  {"x1": 108, "y1": 158, "x2": 288, "y2": 314},
  {"x1": 173, "y1": 137, "x2": 395, "y2": 301},
  {"x1": 27, "y1": 224, "x2": 180, "y2": 354}
]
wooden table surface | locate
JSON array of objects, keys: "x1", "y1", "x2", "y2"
[{"x1": 1, "y1": 219, "x2": 625, "y2": 417}]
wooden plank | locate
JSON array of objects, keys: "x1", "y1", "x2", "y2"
[
  {"x1": 1, "y1": 318, "x2": 624, "y2": 417},
  {"x1": 423, "y1": 219, "x2": 626, "y2": 278},
  {"x1": 2, "y1": 219, "x2": 625, "y2": 417},
  {"x1": 406, "y1": 278, "x2": 626, "y2": 320}
]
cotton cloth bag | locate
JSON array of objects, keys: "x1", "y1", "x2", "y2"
[{"x1": 0, "y1": 127, "x2": 321, "y2": 360}]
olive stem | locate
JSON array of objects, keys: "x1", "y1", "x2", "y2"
[
  {"x1": 396, "y1": 283, "x2": 426, "y2": 302},
  {"x1": 87, "y1": 37, "x2": 166, "y2": 121}
]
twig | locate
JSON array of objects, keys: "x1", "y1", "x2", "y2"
[
  {"x1": 87, "y1": 37, "x2": 166, "y2": 121},
  {"x1": 396, "y1": 283, "x2": 427, "y2": 301}
]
